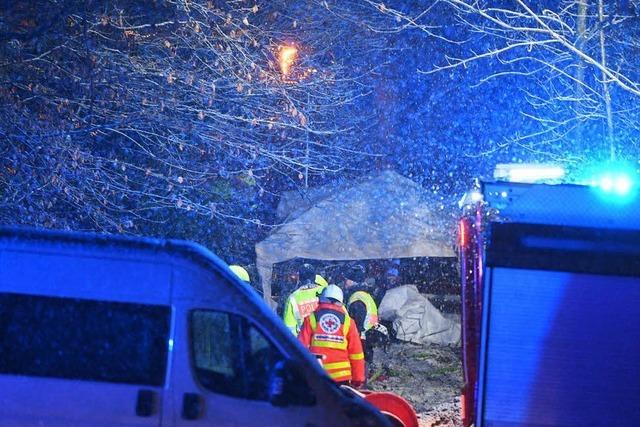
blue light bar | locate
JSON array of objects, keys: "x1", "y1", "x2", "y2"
[{"x1": 586, "y1": 162, "x2": 638, "y2": 202}]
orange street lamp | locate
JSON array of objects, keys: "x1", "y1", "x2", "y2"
[{"x1": 278, "y1": 45, "x2": 298, "y2": 78}]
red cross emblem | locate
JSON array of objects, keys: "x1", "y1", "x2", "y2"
[{"x1": 319, "y1": 313, "x2": 341, "y2": 334}]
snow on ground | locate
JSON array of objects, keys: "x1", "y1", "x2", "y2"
[{"x1": 367, "y1": 341, "x2": 463, "y2": 427}]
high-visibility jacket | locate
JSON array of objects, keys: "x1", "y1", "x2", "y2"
[
  {"x1": 283, "y1": 283, "x2": 326, "y2": 335},
  {"x1": 347, "y1": 290, "x2": 379, "y2": 332},
  {"x1": 298, "y1": 302, "x2": 365, "y2": 384}
]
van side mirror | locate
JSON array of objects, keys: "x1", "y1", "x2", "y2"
[{"x1": 268, "y1": 359, "x2": 316, "y2": 407}]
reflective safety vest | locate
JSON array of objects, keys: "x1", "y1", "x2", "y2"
[
  {"x1": 298, "y1": 302, "x2": 365, "y2": 383},
  {"x1": 347, "y1": 291, "x2": 379, "y2": 331},
  {"x1": 283, "y1": 283, "x2": 326, "y2": 335},
  {"x1": 309, "y1": 308, "x2": 350, "y2": 350}
]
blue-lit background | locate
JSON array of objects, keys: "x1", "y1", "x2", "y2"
[{"x1": 1, "y1": 0, "x2": 639, "y2": 260}]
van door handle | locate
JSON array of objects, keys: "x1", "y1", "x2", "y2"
[
  {"x1": 136, "y1": 389, "x2": 157, "y2": 417},
  {"x1": 182, "y1": 392, "x2": 203, "y2": 420}
]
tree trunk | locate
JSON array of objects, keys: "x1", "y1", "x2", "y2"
[
  {"x1": 575, "y1": 0, "x2": 588, "y2": 148},
  {"x1": 598, "y1": 0, "x2": 615, "y2": 160}
]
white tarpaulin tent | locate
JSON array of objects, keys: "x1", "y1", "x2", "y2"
[
  {"x1": 255, "y1": 171, "x2": 456, "y2": 303},
  {"x1": 378, "y1": 285, "x2": 460, "y2": 345}
]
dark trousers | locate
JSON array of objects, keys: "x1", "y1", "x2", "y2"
[{"x1": 363, "y1": 338, "x2": 374, "y2": 365}]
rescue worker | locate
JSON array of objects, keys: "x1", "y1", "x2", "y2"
[
  {"x1": 315, "y1": 274, "x2": 329, "y2": 287},
  {"x1": 343, "y1": 264, "x2": 383, "y2": 368},
  {"x1": 229, "y1": 264, "x2": 264, "y2": 296},
  {"x1": 283, "y1": 264, "x2": 327, "y2": 335},
  {"x1": 376, "y1": 267, "x2": 400, "y2": 304},
  {"x1": 229, "y1": 264, "x2": 251, "y2": 283},
  {"x1": 298, "y1": 284, "x2": 365, "y2": 387}
]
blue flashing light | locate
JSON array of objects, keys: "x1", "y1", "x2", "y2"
[
  {"x1": 613, "y1": 175, "x2": 632, "y2": 195},
  {"x1": 586, "y1": 162, "x2": 638, "y2": 204},
  {"x1": 599, "y1": 176, "x2": 614, "y2": 192}
]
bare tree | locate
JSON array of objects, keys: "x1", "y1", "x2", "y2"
[
  {"x1": 0, "y1": 0, "x2": 381, "y2": 250},
  {"x1": 366, "y1": 0, "x2": 640, "y2": 164}
]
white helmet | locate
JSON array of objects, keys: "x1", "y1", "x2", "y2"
[{"x1": 320, "y1": 284, "x2": 344, "y2": 303}]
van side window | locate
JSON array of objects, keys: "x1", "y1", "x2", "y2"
[
  {"x1": 191, "y1": 310, "x2": 281, "y2": 400},
  {"x1": 0, "y1": 292, "x2": 170, "y2": 386}
]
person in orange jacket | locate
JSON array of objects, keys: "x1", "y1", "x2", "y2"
[{"x1": 298, "y1": 284, "x2": 366, "y2": 387}]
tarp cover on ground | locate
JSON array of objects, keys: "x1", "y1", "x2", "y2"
[
  {"x1": 379, "y1": 285, "x2": 460, "y2": 346},
  {"x1": 256, "y1": 171, "x2": 456, "y2": 305}
]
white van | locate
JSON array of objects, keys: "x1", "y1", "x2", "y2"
[{"x1": 0, "y1": 227, "x2": 387, "y2": 427}]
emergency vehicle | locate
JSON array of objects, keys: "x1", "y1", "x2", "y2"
[
  {"x1": 457, "y1": 164, "x2": 640, "y2": 426},
  {"x1": 0, "y1": 227, "x2": 389, "y2": 427}
]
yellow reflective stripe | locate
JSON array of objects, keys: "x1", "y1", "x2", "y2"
[
  {"x1": 323, "y1": 361, "x2": 351, "y2": 370},
  {"x1": 349, "y1": 352, "x2": 364, "y2": 360},
  {"x1": 311, "y1": 340, "x2": 348, "y2": 350},
  {"x1": 328, "y1": 369, "x2": 352, "y2": 379},
  {"x1": 343, "y1": 314, "x2": 350, "y2": 335},
  {"x1": 309, "y1": 313, "x2": 317, "y2": 330}
]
